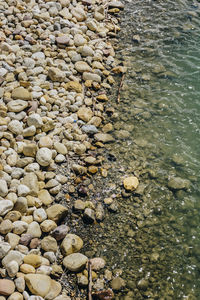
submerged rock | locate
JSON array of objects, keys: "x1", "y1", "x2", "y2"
[{"x1": 168, "y1": 177, "x2": 190, "y2": 190}]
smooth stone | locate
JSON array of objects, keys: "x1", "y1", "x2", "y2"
[
  {"x1": 25, "y1": 274, "x2": 51, "y2": 297},
  {"x1": 23, "y1": 126, "x2": 36, "y2": 137},
  {"x1": 38, "y1": 136, "x2": 53, "y2": 149},
  {"x1": 20, "y1": 264, "x2": 36, "y2": 274},
  {"x1": 123, "y1": 176, "x2": 139, "y2": 191},
  {"x1": 63, "y1": 253, "x2": 88, "y2": 272},
  {"x1": 45, "y1": 280, "x2": 62, "y2": 300},
  {"x1": 82, "y1": 125, "x2": 98, "y2": 134},
  {"x1": 13, "y1": 221, "x2": 28, "y2": 235},
  {"x1": 56, "y1": 35, "x2": 70, "y2": 45},
  {"x1": 17, "y1": 185, "x2": 30, "y2": 197},
  {"x1": 51, "y1": 225, "x2": 69, "y2": 241},
  {"x1": 36, "y1": 148, "x2": 52, "y2": 167},
  {"x1": 61, "y1": 234, "x2": 83, "y2": 256},
  {"x1": 24, "y1": 254, "x2": 42, "y2": 268},
  {"x1": 0, "y1": 200, "x2": 14, "y2": 216},
  {"x1": 14, "y1": 277, "x2": 25, "y2": 293},
  {"x1": 82, "y1": 72, "x2": 101, "y2": 82},
  {"x1": 0, "y1": 179, "x2": 8, "y2": 197},
  {"x1": 94, "y1": 133, "x2": 114, "y2": 143},
  {"x1": 8, "y1": 120, "x2": 23, "y2": 135},
  {"x1": 7, "y1": 100, "x2": 28, "y2": 112},
  {"x1": 54, "y1": 142, "x2": 67, "y2": 155},
  {"x1": 41, "y1": 236, "x2": 58, "y2": 253},
  {"x1": 75, "y1": 61, "x2": 91, "y2": 73},
  {"x1": 40, "y1": 220, "x2": 57, "y2": 233},
  {"x1": 36, "y1": 265, "x2": 52, "y2": 275},
  {"x1": 0, "y1": 279, "x2": 15, "y2": 296},
  {"x1": 27, "y1": 222, "x2": 42, "y2": 238},
  {"x1": 2, "y1": 250, "x2": 23, "y2": 267},
  {"x1": 7, "y1": 292, "x2": 23, "y2": 300},
  {"x1": 33, "y1": 208, "x2": 47, "y2": 223}
]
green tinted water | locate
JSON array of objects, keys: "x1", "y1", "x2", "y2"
[{"x1": 78, "y1": 0, "x2": 200, "y2": 298}]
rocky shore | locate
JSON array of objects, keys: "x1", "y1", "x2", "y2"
[{"x1": 0, "y1": 0, "x2": 129, "y2": 299}]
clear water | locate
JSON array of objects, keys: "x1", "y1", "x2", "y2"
[{"x1": 76, "y1": 0, "x2": 200, "y2": 299}]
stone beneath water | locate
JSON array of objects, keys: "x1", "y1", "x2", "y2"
[
  {"x1": 123, "y1": 176, "x2": 139, "y2": 191},
  {"x1": 168, "y1": 177, "x2": 190, "y2": 190}
]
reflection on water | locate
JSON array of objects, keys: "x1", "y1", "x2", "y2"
[{"x1": 78, "y1": 0, "x2": 200, "y2": 299}]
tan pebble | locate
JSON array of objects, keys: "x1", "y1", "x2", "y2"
[
  {"x1": 40, "y1": 220, "x2": 57, "y2": 233},
  {"x1": 25, "y1": 274, "x2": 51, "y2": 297},
  {"x1": 24, "y1": 254, "x2": 42, "y2": 268},
  {"x1": 7, "y1": 292, "x2": 23, "y2": 300},
  {"x1": 38, "y1": 190, "x2": 53, "y2": 206},
  {"x1": 123, "y1": 176, "x2": 139, "y2": 191},
  {"x1": 20, "y1": 264, "x2": 35, "y2": 274},
  {"x1": 88, "y1": 166, "x2": 98, "y2": 174},
  {"x1": 0, "y1": 279, "x2": 15, "y2": 296}
]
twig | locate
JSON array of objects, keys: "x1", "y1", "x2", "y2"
[
  {"x1": 117, "y1": 73, "x2": 125, "y2": 103},
  {"x1": 88, "y1": 260, "x2": 92, "y2": 300}
]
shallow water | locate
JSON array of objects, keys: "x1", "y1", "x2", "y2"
[{"x1": 76, "y1": 0, "x2": 200, "y2": 299}]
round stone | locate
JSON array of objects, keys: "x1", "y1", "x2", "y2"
[
  {"x1": 36, "y1": 148, "x2": 52, "y2": 167},
  {"x1": 63, "y1": 253, "x2": 88, "y2": 272},
  {"x1": 123, "y1": 176, "x2": 139, "y2": 191}
]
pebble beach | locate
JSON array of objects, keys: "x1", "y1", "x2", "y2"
[{"x1": 0, "y1": 0, "x2": 128, "y2": 299}]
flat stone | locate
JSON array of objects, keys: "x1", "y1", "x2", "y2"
[
  {"x1": 61, "y1": 234, "x2": 83, "y2": 256},
  {"x1": 63, "y1": 253, "x2": 88, "y2": 272},
  {"x1": 54, "y1": 142, "x2": 67, "y2": 155},
  {"x1": 82, "y1": 72, "x2": 101, "y2": 82},
  {"x1": 25, "y1": 274, "x2": 51, "y2": 297},
  {"x1": 12, "y1": 87, "x2": 31, "y2": 101},
  {"x1": 45, "y1": 280, "x2": 62, "y2": 300},
  {"x1": 94, "y1": 133, "x2": 114, "y2": 143},
  {"x1": 56, "y1": 35, "x2": 70, "y2": 45},
  {"x1": 75, "y1": 61, "x2": 91, "y2": 73},
  {"x1": 20, "y1": 263, "x2": 36, "y2": 274},
  {"x1": 46, "y1": 204, "x2": 68, "y2": 222},
  {"x1": 36, "y1": 148, "x2": 52, "y2": 167},
  {"x1": 0, "y1": 279, "x2": 15, "y2": 296},
  {"x1": 108, "y1": 0, "x2": 125, "y2": 9},
  {"x1": 7, "y1": 100, "x2": 28, "y2": 112},
  {"x1": 0, "y1": 200, "x2": 14, "y2": 216}
]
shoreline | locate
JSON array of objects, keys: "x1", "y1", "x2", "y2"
[{"x1": 0, "y1": 0, "x2": 127, "y2": 299}]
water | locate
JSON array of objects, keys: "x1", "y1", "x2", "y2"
[{"x1": 75, "y1": 0, "x2": 200, "y2": 298}]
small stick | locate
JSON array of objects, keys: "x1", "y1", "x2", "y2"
[
  {"x1": 117, "y1": 73, "x2": 125, "y2": 103},
  {"x1": 88, "y1": 260, "x2": 92, "y2": 300}
]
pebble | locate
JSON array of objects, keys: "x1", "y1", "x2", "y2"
[
  {"x1": 61, "y1": 234, "x2": 83, "y2": 256},
  {"x1": 25, "y1": 274, "x2": 51, "y2": 298},
  {"x1": 0, "y1": 179, "x2": 8, "y2": 197},
  {"x1": 36, "y1": 148, "x2": 52, "y2": 167},
  {"x1": 123, "y1": 176, "x2": 139, "y2": 191},
  {"x1": 0, "y1": 279, "x2": 15, "y2": 296},
  {"x1": 0, "y1": 200, "x2": 14, "y2": 216},
  {"x1": 63, "y1": 253, "x2": 88, "y2": 272}
]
